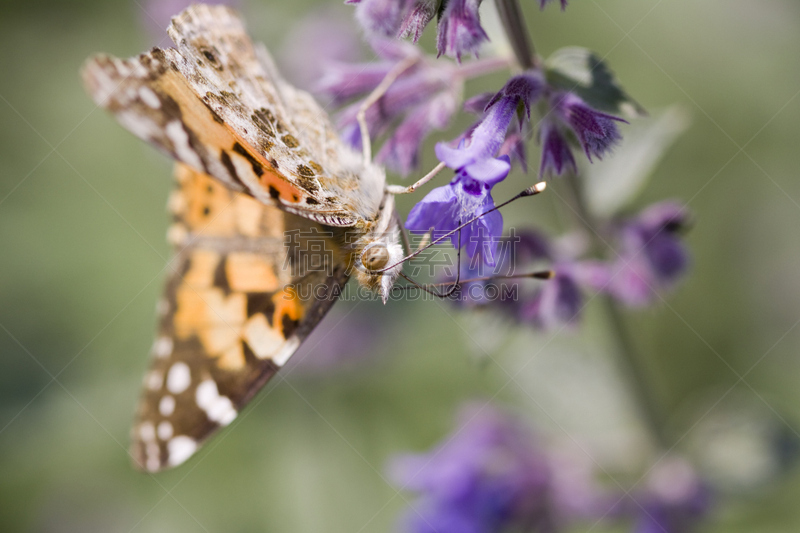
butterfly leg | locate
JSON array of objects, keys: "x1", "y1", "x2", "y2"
[
  {"x1": 357, "y1": 56, "x2": 418, "y2": 165},
  {"x1": 385, "y1": 162, "x2": 447, "y2": 195}
]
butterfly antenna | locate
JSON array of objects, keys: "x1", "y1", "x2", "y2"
[
  {"x1": 397, "y1": 224, "x2": 466, "y2": 298},
  {"x1": 376, "y1": 181, "x2": 547, "y2": 274}
]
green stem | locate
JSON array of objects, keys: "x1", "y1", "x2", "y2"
[
  {"x1": 494, "y1": 0, "x2": 540, "y2": 69},
  {"x1": 563, "y1": 172, "x2": 670, "y2": 448}
]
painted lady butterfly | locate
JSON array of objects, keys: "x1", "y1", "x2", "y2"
[{"x1": 82, "y1": 4, "x2": 404, "y2": 472}]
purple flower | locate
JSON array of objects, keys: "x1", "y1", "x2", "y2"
[
  {"x1": 550, "y1": 92, "x2": 627, "y2": 163},
  {"x1": 316, "y1": 61, "x2": 398, "y2": 105},
  {"x1": 608, "y1": 202, "x2": 690, "y2": 307},
  {"x1": 436, "y1": 72, "x2": 544, "y2": 180},
  {"x1": 437, "y1": 0, "x2": 489, "y2": 62},
  {"x1": 399, "y1": 0, "x2": 438, "y2": 42},
  {"x1": 377, "y1": 90, "x2": 458, "y2": 176},
  {"x1": 631, "y1": 456, "x2": 710, "y2": 533},
  {"x1": 405, "y1": 157, "x2": 507, "y2": 266},
  {"x1": 539, "y1": 119, "x2": 577, "y2": 178},
  {"x1": 539, "y1": 0, "x2": 568, "y2": 10},
  {"x1": 337, "y1": 65, "x2": 453, "y2": 150},
  {"x1": 350, "y1": 0, "x2": 410, "y2": 37},
  {"x1": 389, "y1": 403, "x2": 557, "y2": 533},
  {"x1": 520, "y1": 266, "x2": 582, "y2": 328}
]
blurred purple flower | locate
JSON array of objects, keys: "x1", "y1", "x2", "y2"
[
  {"x1": 405, "y1": 156, "x2": 508, "y2": 266},
  {"x1": 540, "y1": 0, "x2": 568, "y2": 10},
  {"x1": 550, "y1": 92, "x2": 627, "y2": 163},
  {"x1": 279, "y1": 10, "x2": 362, "y2": 96},
  {"x1": 320, "y1": 37, "x2": 466, "y2": 175},
  {"x1": 520, "y1": 265, "x2": 584, "y2": 329},
  {"x1": 140, "y1": 0, "x2": 238, "y2": 43},
  {"x1": 399, "y1": 0, "x2": 438, "y2": 42},
  {"x1": 437, "y1": 0, "x2": 489, "y2": 62},
  {"x1": 377, "y1": 90, "x2": 459, "y2": 176},
  {"x1": 458, "y1": 229, "x2": 616, "y2": 329},
  {"x1": 632, "y1": 456, "x2": 710, "y2": 533},
  {"x1": 350, "y1": 0, "x2": 409, "y2": 37},
  {"x1": 608, "y1": 202, "x2": 690, "y2": 307},
  {"x1": 389, "y1": 403, "x2": 557, "y2": 533}
]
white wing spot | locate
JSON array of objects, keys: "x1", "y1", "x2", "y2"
[
  {"x1": 273, "y1": 336, "x2": 300, "y2": 366},
  {"x1": 166, "y1": 362, "x2": 191, "y2": 394},
  {"x1": 157, "y1": 421, "x2": 174, "y2": 441},
  {"x1": 145, "y1": 370, "x2": 163, "y2": 390},
  {"x1": 159, "y1": 395, "x2": 176, "y2": 416},
  {"x1": 139, "y1": 422, "x2": 156, "y2": 442},
  {"x1": 145, "y1": 442, "x2": 160, "y2": 472},
  {"x1": 195, "y1": 379, "x2": 237, "y2": 426},
  {"x1": 166, "y1": 120, "x2": 204, "y2": 170},
  {"x1": 138, "y1": 86, "x2": 161, "y2": 109},
  {"x1": 153, "y1": 337, "x2": 173, "y2": 358},
  {"x1": 167, "y1": 436, "x2": 198, "y2": 467}
]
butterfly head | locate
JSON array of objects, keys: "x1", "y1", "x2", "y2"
[{"x1": 353, "y1": 195, "x2": 404, "y2": 304}]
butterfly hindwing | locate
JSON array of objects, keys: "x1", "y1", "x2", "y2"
[{"x1": 131, "y1": 164, "x2": 349, "y2": 472}]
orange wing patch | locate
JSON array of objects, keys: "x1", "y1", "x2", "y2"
[{"x1": 129, "y1": 165, "x2": 350, "y2": 472}]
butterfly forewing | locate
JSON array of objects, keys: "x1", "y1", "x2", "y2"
[
  {"x1": 133, "y1": 164, "x2": 349, "y2": 472},
  {"x1": 82, "y1": 4, "x2": 386, "y2": 227}
]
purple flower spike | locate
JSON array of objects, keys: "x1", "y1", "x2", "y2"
[
  {"x1": 389, "y1": 403, "x2": 557, "y2": 533},
  {"x1": 437, "y1": 0, "x2": 489, "y2": 62},
  {"x1": 405, "y1": 158, "x2": 507, "y2": 266},
  {"x1": 406, "y1": 72, "x2": 544, "y2": 266},
  {"x1": 609, "y1": 201, "x2": 690, "y2": 306},
  {"x1": 399, "y1": 0, "x2": 438, "y2": 42},
  {"x1": 539, "y1": 0, "x2": 568, "y2": 10},
  {"x1": 353, "y1": 0, "x2": 410, "y2": 37},
  {"x1": 552, "y1": 92, "x2": 627, "y2": 162},
  {"x1": 539, "y1": 119, "x2": 577, "y2": 178}
]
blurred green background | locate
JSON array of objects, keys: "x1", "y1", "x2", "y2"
[{"x1": 2, "y1": 0, "x2": 800, "y2": 531}]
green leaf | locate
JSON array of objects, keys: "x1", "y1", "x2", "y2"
[
  {"x1": 584, "y1": 105, "x2": 691, "y2": 217},
  {"x1": 545, "y1": 46, "x2": 646, "y2": 118}
]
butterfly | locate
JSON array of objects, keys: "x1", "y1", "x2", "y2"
[{"x1": 82, "y1": 4, "x2": 404, "y2": 472}]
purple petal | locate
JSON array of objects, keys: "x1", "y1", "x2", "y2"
[
  {"x1": 378, "y1": 92, "x2": 458, "y2": 176},
  {"x1": 539, "y1": 120, "x2": 577, "y2": 178},
  {"x1": 405, "y1": 183, "x2": 459, "y2": 234},
  {"x1": 436, "y1": 0, "x2": 489, "y2": 62},
  {"x1": 553, "y1": 92, "x2": 627, "y2": 162},
  {"x1": 398, "y1": 0, "x2": 437, "y2": 42},
  {"x1": 464, "y1": 157, "x2": 510, "y2": 185},
  {"x1": 354, "y1": 0, "x2": 410, "y2": 37}
]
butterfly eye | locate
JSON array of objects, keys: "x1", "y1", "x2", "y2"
[{"x1": 361, "y1": 244, "x2": 390, "y2": 271}]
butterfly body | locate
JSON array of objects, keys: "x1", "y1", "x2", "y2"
[{"x1": 82, "y1": 4, "x2": 402, "y2": 471}]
